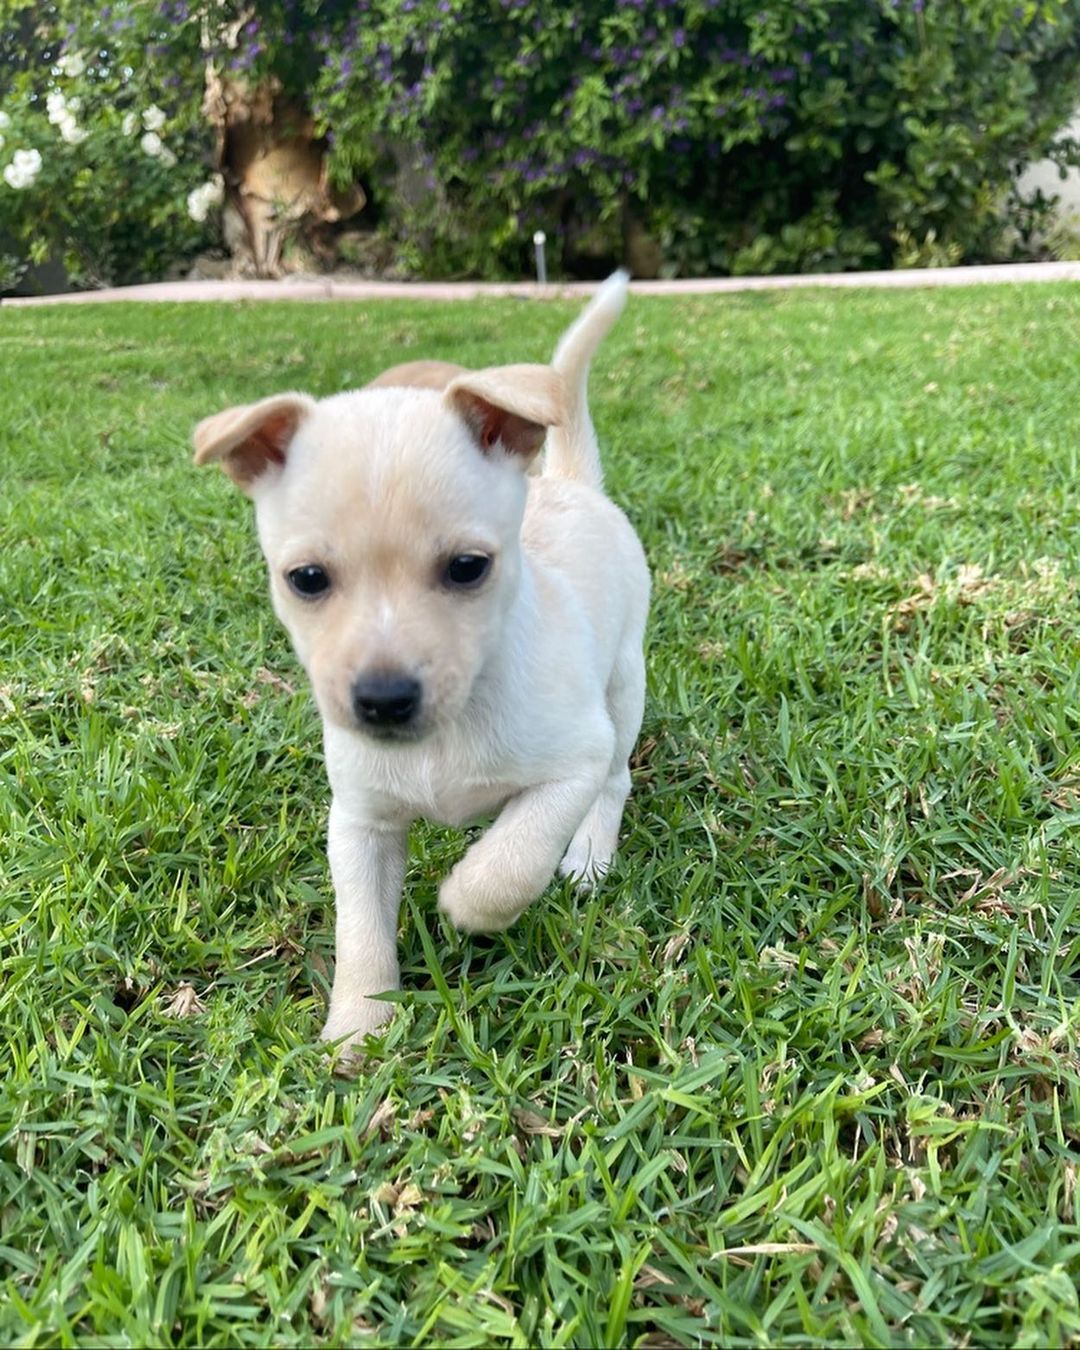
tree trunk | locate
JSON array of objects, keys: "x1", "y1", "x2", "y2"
[{"x1": 201, "y1": 69, "x2": 364, "y2": 276}]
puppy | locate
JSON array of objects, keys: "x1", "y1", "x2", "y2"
[{"x1": 193, "y1": 273, "x2": 649, "y2": 1049}]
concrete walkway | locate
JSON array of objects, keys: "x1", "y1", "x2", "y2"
[{"x1": 5, "y1": 259, "x2": 1080, "y2": 306}]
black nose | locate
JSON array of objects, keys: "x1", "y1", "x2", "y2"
[{"x1": 351, "y1": 673, "x2": 422, "y2": 728}]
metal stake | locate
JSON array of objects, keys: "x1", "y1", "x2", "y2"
[{"x1": 533, "y1": 230, "x2": 547, "y2": 285}]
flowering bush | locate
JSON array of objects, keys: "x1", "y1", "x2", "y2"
[
  {"x1": 0, "y1": 1, "x2": 215, "y2": 290},
  {"x1": 308, "y1": 0, "x2": 1080, "y2": 276},
  {"x1": 2, "y1": 0, "x2": 1080, "y2": 287}
]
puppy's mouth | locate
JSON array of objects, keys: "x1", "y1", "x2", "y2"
[{"x1": 354, "y1": 718, "x2": 430, "y2": 745}]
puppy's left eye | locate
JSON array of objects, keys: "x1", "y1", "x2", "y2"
[{"x1": 444, "y1": 554, "x2": 492, "y2": 588}]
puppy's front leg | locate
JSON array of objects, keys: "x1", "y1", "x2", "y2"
[
  {"x1": 321, "y1": 802, "x2": 407, "y2": 1046},
  {"x1": 439, "y1": 759, "x2": 610, "y2": 933}
]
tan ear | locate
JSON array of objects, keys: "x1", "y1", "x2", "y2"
[
  {"x1": 192, "y1": 392, "x2": 316, "y2": 492},
  {"x1": 445, "y1": 364, "x2": 563, "y2": 461}
]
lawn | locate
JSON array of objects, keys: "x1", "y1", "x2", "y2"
[{"x1": 3, "y1": 281, "x2": 1080, "y2": 1348}]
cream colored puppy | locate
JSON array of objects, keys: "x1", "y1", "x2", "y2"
[{"x1": 193, "y1": 273, "x2": 648, "y2": 1048}]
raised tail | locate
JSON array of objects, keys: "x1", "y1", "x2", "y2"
[{"x1": 545, "y1": 270, "x2": 629, "y2": 489}]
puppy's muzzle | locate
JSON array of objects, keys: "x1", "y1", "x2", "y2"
[{"x1": 351, "y1": 672, "x2": 422, "y2": 731}]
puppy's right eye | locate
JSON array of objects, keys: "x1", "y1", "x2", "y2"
[{"x1": 286, "y1": 565, "x2": 331, "y2": 598}]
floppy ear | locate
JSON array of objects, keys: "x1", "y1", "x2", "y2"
[
  {"x1": 192, "y1": 392, "x2": 316, "y2": 493},
  {"x1": 445, "y1": 364, "x2": 563, "y2": 462}
]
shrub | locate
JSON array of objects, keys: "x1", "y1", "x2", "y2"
[
  {"x1": 312, "y1": 0, "x2": 1080, "y2": 276},
  {"x1": 2, "y1": 0, "x2": 1080, "y2": 286},
  {"x1": 0, "y1": 2, "x2": 216, "y2": 290}
]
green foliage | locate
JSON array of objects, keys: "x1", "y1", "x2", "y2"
[
  {"x1": 0, "y1": 0, "x2": 215, "y2": 290},
  {"x1": 2, "y1": 0, "x2": 1080, "y2": 284},
  {"x1": 311, "y1": 0, "x2": 1080, "y2": 276}
]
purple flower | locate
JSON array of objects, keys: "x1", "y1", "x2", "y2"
[{"x1": 673, "y1": 28, "x2": 686, "y2": 48}]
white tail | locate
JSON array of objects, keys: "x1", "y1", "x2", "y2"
[{"x1": 544, "y1": 271, "x2": 629, "y2": 489}]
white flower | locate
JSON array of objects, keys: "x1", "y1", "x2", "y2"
[
  {"x1": 57, "y1": 50, "x2": 87, "y2": 79},
  {"x1": 159, "y1": 145, "x2": 177, "y2": 167},
  {"x1": 3, "y1": 147, "x2": 43, "y2": 190},
  {"x1": 142, "y1": 105, "x2": 166, "y2": 132},
  {"x1": 0, "y1": 111, "x2": 11, "y2": 130},
  {"x1": 140, "y1": 130, "x2": 163, "y2": 157},
  {"x1": 121, "y1": 111, "x2": 138, "y2": 136},
  {"x1": 58, "y1": 114, "x2": 88, "y2": 145},
  {"x1": 187, "y1": 175, "x2": 225, "y2": 222},
  {"x1": 46, "y1": 90, "x2": 68, "y2": 125}
]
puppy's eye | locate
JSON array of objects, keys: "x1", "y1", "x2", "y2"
[
  {"x1": 444, "y1": 554, "x2": 492, "y2": 589},
  {"x1": 286, "y1": 564, "x2": 331, "y2": 598}
]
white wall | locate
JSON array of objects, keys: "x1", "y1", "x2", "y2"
[{"x1": 1015, "y1": 113, "x2": 1080, "y2": 221}]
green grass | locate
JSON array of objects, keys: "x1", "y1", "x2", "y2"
[{"x1": 3, "y1": 282, "x2": 1080, "y2": 1347}]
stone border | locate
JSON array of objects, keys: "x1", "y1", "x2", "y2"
[{"x1": 5, "y1": 259, "x2": 1080, "y2": 306}]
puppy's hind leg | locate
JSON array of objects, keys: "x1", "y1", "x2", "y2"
[{"x1": 559, "y1": 644, "x2": 646, "y2": 889}]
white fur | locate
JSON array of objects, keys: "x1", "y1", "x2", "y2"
[{"x1": 194, "y1": 273, "x2": 649, "y2": 1049}]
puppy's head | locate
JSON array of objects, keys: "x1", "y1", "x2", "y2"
[{"x1": 194, "y1": 365, "x2": 562, "y2": 741}]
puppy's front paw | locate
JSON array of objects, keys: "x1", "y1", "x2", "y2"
[
  {"x1": 438, "y1": 856, "x2": 528, "y2": 934},
  {"x1": 558, "y1": 843, "x2": 612, "y2": 892},
  {"x1": 321, "y1": 995, "x2": 394, "y2": 1051}
]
